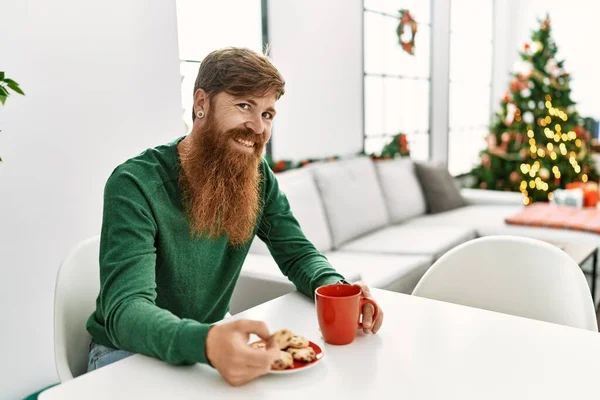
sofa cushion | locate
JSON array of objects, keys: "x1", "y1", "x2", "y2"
[
  {"x1": 405, "y1": 205, "x2": 523, "y2": 233},
  {"x1": 340, "y1": 225, "x2": 476, "y2": 259},
  {"x1": 375, "y1": 158, "x2": 427, "y2": 223},
  {"x1": 250, "y1": 167, "x2": 333, "y2": 255},
  {"x1": 460, "y1": 188, "x2": 524, "y2": 206},
  {"x1": 313, "y1": 156, "x2": 390, "y2": 248},
  {"x1": 239, "y1": 252, "x2": 429, "y2": 299},
  {"x1": 240, "y1": 254, "x2": 360, "y2": 284},
  {"x1": 249, "y1": 235, "x2": 271, "y2": 255},
  {"x1": 414, "y1": 162, "x2": 468, "y2": 214},
  {"x1": 325, "y1": 251, "x2": 433, "y2": 293},
  {"x1": 231, "y1": 255, "x2": 297, "y2": 314}
]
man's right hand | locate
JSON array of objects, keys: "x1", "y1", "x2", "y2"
[{"x1": 205, "y1": 319, "x2": 280, "y2": 386}]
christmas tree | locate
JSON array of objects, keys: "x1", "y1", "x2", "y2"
[{"x1": 471, "y1": 14, "x2": 598, "y2": 204}]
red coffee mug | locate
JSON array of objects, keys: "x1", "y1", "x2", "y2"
[{"x1": 315, "y1": 284, "x2": 379, "y2": 345}]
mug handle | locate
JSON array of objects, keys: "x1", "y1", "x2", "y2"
[{"x1": 358, "y1": 297, "x2": 379, "y2": 329}]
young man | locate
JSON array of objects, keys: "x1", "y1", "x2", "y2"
[{"x1": 86, "y1": 47, "x2": 383, "y2": 386}]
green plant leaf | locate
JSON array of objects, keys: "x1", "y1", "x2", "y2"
[
  {"x1": 0, "y1": 72, "x2": 4, "y2": 80},
  {"x1": 5, "y1": 80, "x2": 24, "y2": 95},
  {"x1": 0, "y1": 94, "x2": 6, "y2": 105},
  {"x1": 10, "y1": 85, "x2": 25, "y2": 95},
  {"x1": 0, "y1": 86, "x2": 8, "y2": 96}
]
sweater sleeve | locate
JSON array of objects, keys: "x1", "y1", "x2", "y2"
[
  {"x1": 256, "y1": 162, "x2": 345, "y2": 297},
  {"x1": 97, "y1": 168, "x2": 211, "y2": 365}
]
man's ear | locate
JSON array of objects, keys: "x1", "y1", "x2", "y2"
[{"x1": 193, "y1": 88, "x2": 209, "y2": 114}]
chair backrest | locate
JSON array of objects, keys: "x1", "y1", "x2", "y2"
[
  {"x1": 412, "y1": 235, "x2": 598, "y2": 331},
  {"x1": 53, "y1": 235, "x2": 101, "y2": 381}
]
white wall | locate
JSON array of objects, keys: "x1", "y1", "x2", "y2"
[
  {"x1": 0, "y1": 0, "x2": 183, "y2": 398},
  {"x1": 268, "y1": 0, "x2": 364, "y2": 160}
]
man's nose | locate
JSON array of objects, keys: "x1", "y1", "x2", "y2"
[{"x1": 245, "y1": 114, "x2": 264, "y2": 135}]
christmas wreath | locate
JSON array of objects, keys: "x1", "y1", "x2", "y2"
[{"x1": 396, "y1": 9, "x2": 418, "y2": 55}]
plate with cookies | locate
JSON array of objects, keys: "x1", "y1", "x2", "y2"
[{"x1": 250, "y1": 329, "x2": 324, "y2": 374}]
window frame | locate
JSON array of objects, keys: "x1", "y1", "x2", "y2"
[
  {"x1": 361, "y1": 2, "x2": 434, "y2": 161},
  {"x1": 176, "y1": 0, "x2": 272, "y2": 157}
]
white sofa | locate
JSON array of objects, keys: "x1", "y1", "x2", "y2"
[{"x1": 230, "y1": 156, "x2": 600, "y2": 314}]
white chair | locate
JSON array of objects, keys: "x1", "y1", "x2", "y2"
[
  {"x1": 53, "y1": 235, "x2": 101, "y2": 381},
  {"x1": 53, "y1": 235, "x2": 235, "y2": 382},
  {"x1": 412, "y1": 235, "x2": 598, "y2": 331}
]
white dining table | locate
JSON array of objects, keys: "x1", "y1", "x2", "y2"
[{"x1": 41, "y1": 288, "x2": 600, "y2": 399}]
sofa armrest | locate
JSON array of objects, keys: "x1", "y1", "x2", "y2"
[{"x1": 460, "y1": 188, "x2": 524, "y2": 206}]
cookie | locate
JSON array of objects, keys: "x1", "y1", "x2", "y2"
[
  {"x1": 250, "y1": 341, "x2": 266, "y2": 350},
  {"x1": 271, "y1": 350, "x2": 293, "y2": 370},
  {"x1": 287, "y1": 335, "x2": 309, "y2": 349},
  {"x1": 286, "y1": 346, "x2": 316, "y2": 363},
  {"x1": 272, "y1": 329, "x2": 294, "y2": 350}
]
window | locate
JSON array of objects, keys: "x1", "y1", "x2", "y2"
[
  {"x1": 363, "y1": 0, "x2": 432, "y2": 160},
  {"x1": 447, "y1": 0, "x2": 494, "y2": 176},
  {"x1": 175, "y1": 0, "x2": 264, "y2": 132}
]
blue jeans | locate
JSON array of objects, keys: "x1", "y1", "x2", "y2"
[{"x1": 87, "y1": 340, "x2": 134, "y2": 372}]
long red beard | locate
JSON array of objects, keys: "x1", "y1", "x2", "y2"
[{"x1": 178, "y1": 115, "x2": 265, "y2": 246}]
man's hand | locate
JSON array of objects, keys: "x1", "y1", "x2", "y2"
[
  {"x1": 205, "y1": 319, "x2": 280, "y2": 386},
  {"x1": 353, "y1": 281, "x2": 384, "y2": 334}
]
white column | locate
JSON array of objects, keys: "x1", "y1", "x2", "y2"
[
  {"x1": 429, "y1": 0, "x2": 451, "y2": 165},
  {"x1": 268, "y1": 0, "x2": 364, "y2": 160}
]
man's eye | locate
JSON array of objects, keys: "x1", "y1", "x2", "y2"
[
  {"x1": 238, "y1": 103, "x2": 250, "y2": 110},
  {"x1": 262, "y1": 112, "x2": 273, "y2": 120}
]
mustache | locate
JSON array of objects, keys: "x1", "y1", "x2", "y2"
[{"x1": 225, "y1": 127, "x2": 267, "y2": 148}]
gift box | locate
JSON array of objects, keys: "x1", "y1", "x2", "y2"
[
  {"x1": 565, "y1": 181, "x2": 599, "y2": 207},
  {"x1": 550, "y1": 188, "x2": 584, "y2": 208}
]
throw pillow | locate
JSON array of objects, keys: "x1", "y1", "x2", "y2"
[
  {"x1": 312, "y1": 156, "x2": 390, "y2": 248},
  {"x1": 414, "y1": 162, "x2": 468, "y2": 214},
  {"x1": 375, "y1": 158, "x2": 427, "y2": 223}
]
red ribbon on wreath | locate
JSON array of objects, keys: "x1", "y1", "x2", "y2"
[{"x1": 397, "y1": 9, "x2": 418, "y2": 55}]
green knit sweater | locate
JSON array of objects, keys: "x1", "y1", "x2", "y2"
[{"x1": 86, "y1": 136, "x2": 344, "y2": 365}]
